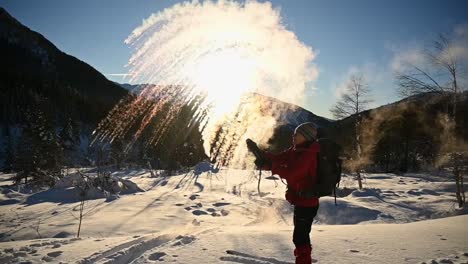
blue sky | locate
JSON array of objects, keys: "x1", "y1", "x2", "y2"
[{"x1": 1, "y1": 0, "x2": 467, "y2": 118}]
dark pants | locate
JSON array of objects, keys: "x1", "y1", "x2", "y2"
[{"x1": 293, "y1": 205, "x2": 319, "y2": 247}]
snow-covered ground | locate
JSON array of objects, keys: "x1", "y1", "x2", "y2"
[{"x1": 0, "y1": 168, "x2": 467, "y2": 263}]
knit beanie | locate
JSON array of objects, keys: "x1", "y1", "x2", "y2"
[{"x1": 294, "y1": 122, "x2": 318, "y2": 141}]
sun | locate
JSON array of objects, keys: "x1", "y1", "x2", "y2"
[{"x1": 186, "y1": 50, "x2": 257, "y2": 118}]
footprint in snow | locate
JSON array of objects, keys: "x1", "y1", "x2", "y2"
[
  {"x1": 424, "y1": 258, "x2": 453, "y2": 264},
  {"x1": 420, "y1": 256, "x2": 458, "y2": 264},
  {"x1": 42, "y1": 256, "x2": 54, "y2": 262},
  {"x1": 3, "y1": 248, "x2": 14, "y2": 253},
  {"x1": 148, "y1": 252, "x2": 166, "y2": 261},
  {"x1": 159, "y1": 180, "x2": 168, "y2": 186},
  {"x1": 213, "y1": 202, "x2": 231, "y2": 207},
  {"x1": 19, "y1": 247, "x2": 30, "y2": 252},
  {"x1": 30, "y1": 243, "x2": 42, "y2": 247},
  {"x1": 13, "y1": 251, "x2": 27, "y2": 257},
  {"x1": 193, "y1": 202, "x2": 203, "y2": 208},
  {"x1": 192, "y1": 210, "x2": 208, "y2": 216},
  {"x1": 221, "y1": 209, "x2": 230, "y2": 216},
  {"x1": 172, "y1": 235, "x2": 196, "y2": 246},
  {"x1": 421, "y1": 252, "x2": 468, "y2": 264},
  {"x1": 438, "y1": 259, "x2": 454, "y2": 263},
  {"x1": 47, "y1": 251, "x2": 63, "y2": 258}
]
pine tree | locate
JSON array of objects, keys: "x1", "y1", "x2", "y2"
[
  {"x1": 14, "y1": 106, "x2": 63, "y2": 186},
  {"x1": 2, "y1": 126, "x2": 15, "y2": 173},
  {"x1": 33, "y1": 108, "x2": 63, "y2": 186},
  {"x1": 14, "y1": 122, "x2": 35, "y2": 184},
  {"x1": 372, "y1": 109, "x2": 437, "y2": 172},
  {"x1": 110, "y1": 139, "x2": 126, "y2": 170},
  {"x1": 59, "y1": 117, "x2": 81, "y2": 166}
]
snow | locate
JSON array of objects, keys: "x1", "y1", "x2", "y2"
[{"x1": 0, "y1": 169, "x2": 467, "y2": 263}]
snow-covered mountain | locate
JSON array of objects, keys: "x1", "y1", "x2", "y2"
[
  {"x1": 118, "y1": 83, "x2": 332, "y2": 128},
  {"x1": 0, "y1": 7, "x2": 128, "y2": 126}
]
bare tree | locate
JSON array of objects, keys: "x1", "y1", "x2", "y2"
[
  {"x1": 72, "y1": 170, "x2": 91, "y2": 238},
  {"x1": 396, "y1": 33, "x2": 467, "y2": 207},
  {"x1": 396, "y1": 34, "x2": 465, "y2": 116},
  {"x1": 331, "y1": 74, "x2": 372, "y2": 119},
  {"x1": 331, "y1": 74, "x2": 372, "y2": 189},
  {"x1": 31, "y1": 218, "x2": 42, "y2": 239}
]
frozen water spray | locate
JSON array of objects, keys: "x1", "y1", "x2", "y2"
[{"x1": 93, "y1": 0, "x2": 318, "y2": 167}]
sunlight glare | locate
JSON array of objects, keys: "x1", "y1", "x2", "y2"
[{"x1": 186, "y1": 50, "x2": 257, "y2": 118}]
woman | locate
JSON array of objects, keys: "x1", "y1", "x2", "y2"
[{"x1": 250, "y1": 122, "x2": 320, "y2": 264}]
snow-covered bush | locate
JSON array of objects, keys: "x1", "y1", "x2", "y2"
[{"x1": 54, "y1": 170, "x2": 144, "y2": 200}]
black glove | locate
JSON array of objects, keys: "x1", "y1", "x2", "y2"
[
  {"x1": 246, "y1": 139, "x2": 271, "y2": 168},
  {"x1": 254, "y1": 157, "x2": 269, "y2": 168},
  {"x1": 246, "y1": 139, "x2": 257, "y2": 152}
]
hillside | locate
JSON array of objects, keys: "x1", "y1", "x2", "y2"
[
  {"x1": 0, "y1": 7, "x2": 128, "y2": 126},
  {"x1": 325, "y1": 91, "x2": 468, "y2": 172}
]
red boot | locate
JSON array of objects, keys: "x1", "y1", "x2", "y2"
[{"x1": 294, "y1": 244, "x2": 312, "y2": 264}]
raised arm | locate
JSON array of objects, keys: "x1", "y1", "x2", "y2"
[{"x1": 246, "y1": 138, "x2": 291, "y2": 174}]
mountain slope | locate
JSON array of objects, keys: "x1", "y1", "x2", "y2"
[{"x1": 0, "y1": 7, "x2": 128, "y2": 125}]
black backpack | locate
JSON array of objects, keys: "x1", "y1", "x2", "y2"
[{"x1": 313, "y1": 138, "x2": 342, "y2": 198}]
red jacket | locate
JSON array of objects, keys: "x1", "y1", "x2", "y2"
[{"x1": 263, "y1": 141, "x2": 320, "y2": 207}]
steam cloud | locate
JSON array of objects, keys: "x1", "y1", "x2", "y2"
[
  {"x1": 96, "y1": 0, "x2": 318, "y2": 167},
  {"x1": 125, "y1": 0, "x2": 318, "y2": 102}
]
